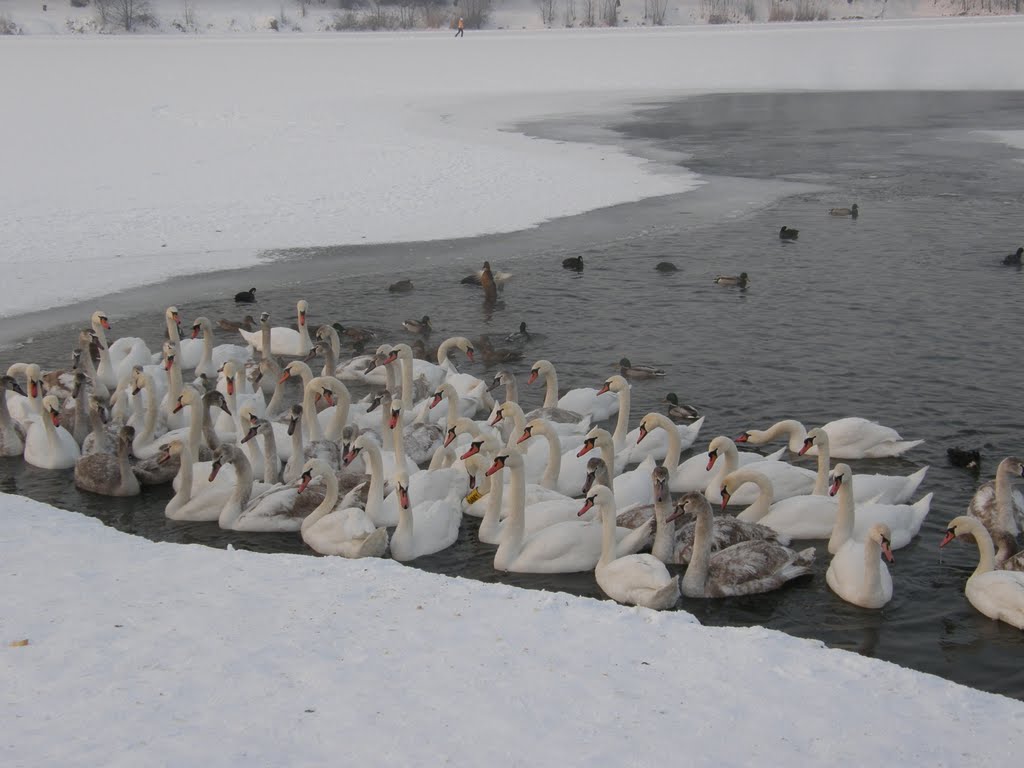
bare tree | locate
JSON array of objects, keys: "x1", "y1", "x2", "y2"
[
  {"x1": 580, "y1": 0, "x2": 595, "y2": 24},
  {"x1": 561, "y1": 0, "x2": 576, "y2": 25},
  {"x1": 537, "y1": 0, "x2": 556, "y2": 25},
  {"x1": 600, "y1": 0, "x2": 618, "y2": 25},
  {"x1": 96, "y1": 0, "x2": 152, "y2": 30},
  {"x1": 455, "y1": 0, "x2": 491, "y2": 27},
  {"x1": 649, "y1": 0, "x2": 667, "y2": 23}
]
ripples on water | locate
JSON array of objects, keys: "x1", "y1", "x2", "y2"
[{"x1": 3, "y1": 91, "x2": 1024, "y2": 699}]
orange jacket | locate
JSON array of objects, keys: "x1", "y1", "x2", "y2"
[{"x1": 457, "y1": 18, "x2": 464, "y2": 29}]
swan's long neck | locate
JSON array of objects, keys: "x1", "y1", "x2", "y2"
[
  {"x1": 265, "y1": 377, "x2": 287, "y2": 421},
  {"x1": 538, "y1": 427, "x2": 562, "y2": 490},
  {"x1": 166, "y1": 359, "x2": 183, "y2": 412},
  {"x1": 542, "y1": 367, "x2": 558, "y2": 409},
  {"x1": 480, "y1": 461, "x2": 505, "y2": 533},
  {"x1": 736, "y1": 471, "x2": 772, "y2": 522},
  {"x1": 862, "y1": 537, "x2": 884, "y2": 597},
  {"x1": 399, "y1": 351, "x2": 414, "y2": 413},
  {"x1": 321, "y1": 343, "x2": 337, "y2": 378},
  {"x1": 828, "y1": 477, "x2": 856, "y2": 554},
  {"x1": 302, "y1": 387, "x2": 324, "y2": 442},
  {"x1": 383, "y1": 363, "x2": 397, "y2": 398},
  {"x1": 651, "y1": 493, "x2": 674, "y2": 563},
  {"x1": 496, "y1": 460, "x2": 527, "y2": 562},
  {"x1": 599, "y1": 438, "x2": 617, "y2": 480},
  {"x1": 137, "y1": 377, "x2": 160, "y2": 448},
  {"x1": 92, "y1": 319, "x2": 114, "y2": 383},
  {"x1": 611, "y1": 387, "x2": 632, "y2": 451},
  {"x1": 260, "y1": 319, "x2": 272, "y2": 361},
  {"x1": 970, "y1": 522, "x2": 997, "y2": 576},
  {"x1": 503, "y1": 376, "x2": 519, "y2": 404},
  {"x1": 436, "y1": 338, "x2": 456, "y2": 369},
  {"x1": 166, "y1": 313, "x2": 181, "y2": 344},
  {"x1": 169, "y1": 442, "x2": 195, "y2": 509},
  {"x1": 660, "y1": 416, "x2": 682, "y2": 475},
  {"x1": 391, "y1": 418, "x2": 408, "y2": 471},
  {"x1": 193, "y1": 325, "x2": 211, "y2": 374},
  {"x1": 771, "y1": 420, "x2": 807, "y2": 453},
  {"x1": 682, "y1": 506, "x2": 714, "y2": 596},
  {"x1": 0, "y1": 388, "x2": 15, "y2": 434},
  {"x1": 244, "y1": 430, "x2": 265, "y2": 480},
  {"x1": 40, "y1": 406, "x2": 61, "y2": 454},
  {"x1": 188, "y1": 395, "x2": 205, "y2": 455},
  {"x1": 597, "y1": 495, "x2": 619, "y2": 568},
  {"x1": 221, "y1": 453, "x2": 255, "y2": 528},
  {"x1": 503, "y1": 406, "x2": 526, "y2": 451},
  {"x1": 994, "y1": 463, "x2": 1019, "y2": 532},
  {"x1": 290, "y1": 418, "x2": 304, "y2": 467},
  {"x1": 325, "y1": 328, "x2": 340, "y2": 359},
  {"x1": 116, "y1": 439, "x2": 135, "y2": 493},
  {"x1": 324, "y1": 392, "x2": 351, "y2": 443},
  {"x1": 202, "y1": 401, "x2": 221, "y2": 452},
  {"x1": 812, "y1": 434, "x2": 831, "y2": 496},
  {"x1": 72, "y1": 385, "x2": 90, "y2": 446},
  {"x1": 362, "y1": 442, "x2": 385, "y2": 521},
  {"x1": 262, "y1": 430, "x2": 280, "y2": 484},
  {"x1": 297, "y1": 309, "x2": 312, "y2": 355},
  {"x1": 301, "y1": 471, "x2": 339, "y2": 532},
  {"x1": 77, "y1": 342, "x2": 107, "y2": 398}
]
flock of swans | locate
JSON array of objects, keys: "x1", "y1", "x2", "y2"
[{"x1": 2, "y1": 296, "x2": 1024, "y2": 628}]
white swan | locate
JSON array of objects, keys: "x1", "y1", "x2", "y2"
[
  {"x1": 189, "y1": 316, "x2": 252, "y2": 381},
  {"x1": 5, "y1": 362, "x2": 43, "y2": 427},
  {"x1": 578, "y1": 426, "x2": 656, "y2": 508},
  {"x1": 0, "y1": 375, "x2": 26, "y2": 457},
  {"x1": 238, "y1": 299, "x2": 313, "y2": 357},
  {"x1": 298, "y1": 459, "x2": 389, "y2": 558},
  {"x1": 485, "y1": 450, "x2": 652, "y2": 574},
  {"x1": 515, "y1": 417, "x2": 589, "y2": 497},
  {"x1": 702, "y1": 434, "x2": 815, "y2": 505},
  {"x1": 23, "y1": 395, "x2": 81, "y2": 469},
  {"x1": 736, "y1": 417, "x2": 923, "y2": 459},
  {"x1": 162, "y1": 438, "x2": 250, "y2": 522},
  {"x1": 580, "y1": 485, "x2": 680, "y2": 610},
  {"x1": 600, "y1": 375, "x2": 703, "y2": 462},
  {"x1": 159, "y1": 306, "x2": 204, "y2": 370},
  {"x1": 673, "y1": 491, "x2": 815, "y2": 598},
  {"x1": 214, "y1": 444, "x2": 317, "y2": 532},
  {"x1": 799, "y1": 427, "x2": 929, "y2": 503},
  {"x1": 967, "y1": 456, "x2": 1024, "y2": 538},
  {"x1": 388, "y1": 469, "x2": 462, "y2": 562},
  {"x1": 826, "y1": 523, "x2": 894, "y2": 609},
  {"x1": 528, "y1": 359, "x2": 619, "y2": 423},
  {"x1": 825, "y1": 463, "x2": 931, "y2": 553},
  {"x1": 91, "y1": 310, "x2": 153, "y2": 388},
  {"x1": 671, "y1": 434, "x2": 784, "y2": 494},
  {"x1": 941, "y1": 516, "x2": 1024, "y2": 629},
  {"x1": 377, "y1": 342, "x2": 445, "y2": 411},
  {"x1": 73, "y1": 425, "x2": 140, "y2": 497}
]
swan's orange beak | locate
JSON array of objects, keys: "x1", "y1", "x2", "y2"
[
  {"x1": 597, "y1": 382, "x2": 611, "y2": 396},
  {"x1": 460, "y1": 442, "x2": 481, "y2": 460},
  {"x1": 100, "y1": 317, "x2": 111, "y2": 330},
  {"x1": 488, "y1": 411, "x2": 503, "y2": 426},
  {"x1": 278, "y1": 370, "x2": 291, "y2": 384},
  {"x1": 29, "y1": 381, "x2": 38, "y2": 399},
  {"x1": 191, "y1": 325, "x2": 200, "y2": 339},
  {"x1": 398, "y1": 485, "x2": 409, "y2": 509},
  {"x1": 485, "y1": 457, "x2": 506, "y2": 477},
  {"x1": 516, "y1": 428, "x2": 532, "y2": 445},
  {"x1": 637, "y1": 424, "x2": 649, "y2": 444},
  {"x1": 322, "y1": 391, "x2": 335, "y2": 407},
  {"x1": 164, "y1": 356, "x2": 174, "y2": 371},
  {"x1": 299, "y1": 311, "x2": 306, "y2": 327},
  {"x1": 226, "y1": 378, "x2": 234, "y2": 396},
  {"x1": 881, "y1": 539, "x2": 894, "y2": 563},
  {"x1": 577, "y1": 497, "x2": 595, "y2": 517},
  {"x1": 576, "y1": 438, "x2": 595, "y2": 458},
  {"x1": 297, "y1": 470, "x2": 312, "y2": 494},
  {"x1": 429, "y1": 393, "x2": 443, "y2": 409},
  {"x1": 527, "y1": 370, "x2": 538, "y2": 385},
  {"x1": 735, "y1": 433, "x2": 750, "y2": 443},
  {"x1": 798, "y1": 438, "x2": 813, "y2": 456},
  {"x1": 157, "y1": 449, "x2": 171, "y2": 465},
  {"x1": 720, "y1": 489, "x2": 731, "y2": 511},
  {"x1": 443, "y1": 428, "x2": 457, "y2": 448},
  {"x1": 383, "y1": 351, "x2": 399, "y2": 365},
  {"x1": 466, "y1": 349, "x2": 475, "y2": 363},
  {"x1": 342, "y1": 445, "x2": 358, "y2": 467},
  {"x1": 706, "y1": 451, "x2": 718, "y2": 471},
  {"x1": 209, "y1": 461, "x2": 222, "y2": 482},
  {"x1": 829, "y1": 476, "x2": 842, "y2": 496},
  {"x1": 389, "y1": 409, "x2": 400, "y2": 430},
  {"x1": 50, "y1": 411, "x2": 61, "y2": 427},
  {"x1": 940, "y1": 529, "x2": 956, "y2": 548},
  {"x1": 173, "y1": 397, "x2": 184, "y2": 413}
]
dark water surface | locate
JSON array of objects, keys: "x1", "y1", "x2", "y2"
[{"x1": 3, "y1": 91, "x2": 1024, "y2": 699}]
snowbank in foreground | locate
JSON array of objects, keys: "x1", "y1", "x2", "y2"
[
  {"x1": 3, "y1": 493, "x2": 1022, "y2": 766},
  {"x1": 2, "y1": 19, "x2": 1023, "y2": 319}
]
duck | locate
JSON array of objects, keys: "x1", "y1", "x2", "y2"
[
  {"x1": 218, "y1": 315, "x2": 257, "y2": 333},
  {"x1": 504, "y1": 322, "x2": 531, "y2": 345},
  {"x1": 654, "y1": 262, "x2": 678, "y2": 272},
  {"x1": 799, "y1": 426, "x2": 929, "y2": 503},
  {"x1": 73, "y1": 425, "x2": 141, "y2": 497},
  {"x1": 298, "y1": 459, "x2": 388, "y2": 558},
  {"x1": 388, "y1": 279, "x2": 414, "y2": 293},
  {"x1": 713, "y1": 272, "x2": 749, "y2": 287},
  {"x1": 580, "y1": 485, "x2": 680, "y2": 610},
  {"x1": 238, "y1": 300, "x2": 312, "y2": 357},
  {"x1": 234, "y1": 288, "x2": 257, "y2": 303},
  {"x1": 618, "y1": 358, "x2": 665, "y2": 379},
  {"x1": 828, "y1": 203, "x2": 859, "y2": 219},
  {"x1": 779, "y1": 226, "x2": 799, "y2": 240},
  {"x1": 332, "y1": 322, "x2": 377, "y2": 345},
  {"x1": 663, "y1": 392, "x2": 700, "y2": 421},
  {"x1": 561, "y1": 255, "x2": 584, "y2": 271},
  {"x1": 402, "y1": 315, "x2": 432, "y2": 335},
  {"x1": 529, "y1": 359, "x2": 618, "y2": 423},
  {"x1": 0, "y1": 375, "x2": 27, "y2": 457},
  {"x1": 947, "y1": 447, "x2": 981, "y2": 472},
  {"x1": 967, "y1": 456, "x2": 1024, "y2": 539},
  {"x1": 826, "y1": 523, "x2": 894, "y2": 609},
  {"x1": 941, "y1": 516, "x2": 1024, "y2": 628},
  {"x1": 672, "y1": 491, "x2": 815, "y2": 598},
  {"x1": 485, "y1": 450, "x2": 653, "y2": 574},
  {"x1": 461, "y1": 261, "x2": 512, "y2": 288},
  {"x1": 736, "y1": 417, "x2": 923, "y2": 459},
  {"x1": 388, "y1": 469, "x2": 462, "y2": 562},
  {"x1": 601, "y1": 378, "x2": 703, "y2": 463},
  {"x1": 23, "y1": 395, "x2": 81, "y2": 470},
  {"x1": 1003, "y1": 247, "x2": 1023, "y2": 266}
]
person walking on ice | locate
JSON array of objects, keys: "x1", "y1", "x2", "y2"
[{"x1": 455, "y1": 17, "x2": 464, "y2": 37}]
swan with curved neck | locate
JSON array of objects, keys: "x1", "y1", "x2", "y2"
[
  {"x1": 704, "y1": 434, "x2": 815, "y2": 505},
  {"x1": 826, "y1": 523, "x2": 894, "y2": 609},
  {"x1": 578, "y1": 484, "x2": 679, "y2": 610},
  {"x1": 75, "y1": 331, "x2": 109, "y2": 400},
  {"x1": 737, "y1": 417, "x2": 923, "y2": 459},
  {"x1": 436, "y1": 336, "x2": 475, "y2": 373},
  {"x1": 298, "y1": 458, "x2": 388, "y2": 558},
  {"x1": 342, "y1": 434, "x2": 388, "y2": 526},
  {"x1": 528, "y1": 359, "x2": 619, "y2": 422},
  {"x1": 799, "y1": 426, "x2": 930, "y2": 503},
  {"x1": 24, "y1": 395, "x2": 81, "y2": 469},
  {"x1": 967, "y1": 457, "x2": 1024, "y2": 538},
  {"x1": 826, "y1": 463, "x2": 931, "y2": 554},
  {"x1": 940, "y1": 515, "x2": 1024, "y2": 629},
  {"x1": 238, "y1": 299, "x2": 312, "y2": 356},
  {"x1": 0, "y1": 375, "x2": 27, "y2": 457},
  {"x1": 190, "y1": 316, "x2": 253, "y2": 381},
  {"x1": 387, "y1": 468, "x2": 462, "y2": 562},
  {"x1": 73, "y1": 425, "x2": 140, "y2": 497}
]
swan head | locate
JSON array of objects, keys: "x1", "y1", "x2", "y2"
[
  {"x1": 430, "y1": 382, "x2": 456, "y2": 410},
  {"x1": 636, "y1": 413, "x2": 662, "y2": 444},
  {"x1": 941, "y1": 515, "x2": 982, "y2": 549},
  {"x1": 280, "y1": 360, "x2": 310, "y2": 384},
  {"x1": 997, "y1": 456, "x2": 1024, "y2": 480},
  {"x1": 720, "y1": 468, "x2": 768, "y2": 511},
  {"x1": 578, "y1": 484, "x2": 614, "y2": 518},
  {"x1": 443, "y1": 336, "x2": 475, "y2": 363},
  {"x1": 388, "y1": 402, "x2": 404, "y2": 431},
  {"x1": 392, "y1": 471, "x2": 411, "y2": 509},
  {"x1": 287, "y1": 404, "x2": 303, "y2": 436},
  {"x1": 597, "y1": 374, "x2": 628, "y2": 396},
  {"x1": 582, "y1": 457, "x2": 610, "y2": 495},
  {"x1": 344, "y1": 433, "x2": 375, "y2": 467},
  {"x1": 829, "y1": 463, "x2": 853, "y2": 497},
  {"x1": 209, "y1": 445, "x2": 240, "y2": 481},
  {"x1": 156, "y1": 438, "x2": 185, "y2": 465},
  {"x1": 165, "y1": 306, "x2": 182, "y2": 335},
  {"x1": 202, "y1": 388, "x2": 231, "y2": 415},
  {"x1": 527, "y1": 359, "x2": 554, "y2": 386},
  {"x1": 652, "y1": 465, "x2": 670, "y2": 503},
  {"x1": 577, "y1": 427, "x2": 610, "y2": 458},
  {"x1": 668, "y1": 491, "x2": 711, "y2": 524},
  {"x1": 869, "y1": 524, "x2": 895, "y2": 563},
  {"x1": 312, "y1": 377, "x2": 347, "y2": 408},
  {"x1": 260, "y1": 311, "x2": 271, "y2": 325},
  {"x1": 70, "y1": 371, "x2": 88, "y2": 399},
  {"x1": 42, "y1": 395, "x2": 61, "y2": 425},
  {"x1": 485, "y1": 449, "x2": 523, "y2": 477},
  {"x1": 91, "y1": 311, "x2": 111, "y2": 334},
  {"x1": 706, "y1": 435, "x2": 737, "y2": 471},
  {"x1": 297, "y1": 458, "x2": 332, "y2": 493},
  {"x1": 489, "y1": 400, "x2": 518, "y2": 427},
  {"x1": 190, "y1": 317, "x2": 210, "y2": 339},
  {"x1": 487, "y1": 370, "x2": 511, "y2": 392},
  {"x1": 800, "y1": 427, "x2": 828, "y2": 456},
  {"x1": 2, "y1": 375, "x2": 25, "y2": 396},
  {"x1": 118, "y1": 425, "x2": 135, "y2": 447},
  {"x1": 162, "y1": 342, "x2": 177, "y2": 372},
  {"x1": 517, "y1": 418, "x2": 546, "y2": 445},
  {"x1": 296, "y1": 300, "x2": 309, "y2": 327}
]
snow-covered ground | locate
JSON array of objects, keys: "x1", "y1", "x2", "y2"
[
  {"x1": 1, "y1": 16, "x2": 1022, "y2": 320},
  {"x1": 3, "y1": 16, "x2": 1024, "y2": 764}
]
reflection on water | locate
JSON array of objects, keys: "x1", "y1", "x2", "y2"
[{"x1": 3, "y1": 92, "x2": 1024, "y2": 700}]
